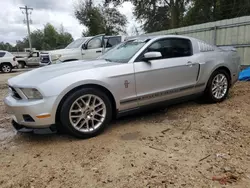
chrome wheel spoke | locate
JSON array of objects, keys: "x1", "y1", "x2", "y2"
[
  {"x1": 93, "y1": 117, "x2": 101, "y2": 122},
  {"x1": 213, "y1": 88, "x2": 218, "y2": 94},
  {"x1": 96, "y1": 108, "x2": 104, "y2": 113},
  {"x1": 74, "y1": 117, "x2": 83, "y2": 126},
  {"x1": 92, "y1": 97, "x2": 97, "y2": 106},
  {"x1": 212, "y1": 85, "x2": 217, "y2": 92},
  {"x1": 95, "y1": 113, "x2": 105, "y2": 118},
  {"x1": 71, "y1": 115, "x2": 82, "y2": 118},
  {"x1": 216, "y1": 75, "x2": 220, "y2": 83},
  {"x1": 86, "y1": 96, "x2": 92, "y2": 106},
  {"x1": 78, "y1": 119, "x2": 87, "y2": 129},
  {"x1": 75, "y1": 101, "x2": 82, "y2": 109},
  {"x1": 80, "y1": 98, "x2": 87, "y2": 106},
  {"x1": 86, "y1": 120, "x2": 90, "y2": 130},
  {"x1": 91, "y1": 119, "x2": 95, "y2": 127},
  {"x1": 71, "y1": 109, "x2": 81, "y2": 113},
  {"x1": 221, "y1": 76, "x2": 226, "y2": 83},
  {"x1": 95, "y1": 102, "x2": 102, "y2": 109}
]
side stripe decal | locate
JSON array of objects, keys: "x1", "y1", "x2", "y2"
[{"x1": 120, "y1": 83, "x2": 205, "y2": 104}]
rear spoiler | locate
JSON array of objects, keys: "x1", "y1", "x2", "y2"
[{"x1": 218, "y1": 46, "x2": 237, "y2": 52}]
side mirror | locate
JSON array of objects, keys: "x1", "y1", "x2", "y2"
[
  {"x1": 143, "y1": 52, "x2": 162, "y2": 61},
  {"x1": 82, "y1": 43, "x2": 87, "y2": 50}
]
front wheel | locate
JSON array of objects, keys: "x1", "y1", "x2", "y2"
[
  {"x1": 18, "y1": 61, "x2": 25, "y2": 69},
  {"x1": 1, "y1": 63, "x2": 12, "y2": 73},
  {"x1": 204, "y1": 70, "x2": 230, "y2": 103},
  {"x1": 59, "y1": 88, "x2": 112, "y2": 138}
]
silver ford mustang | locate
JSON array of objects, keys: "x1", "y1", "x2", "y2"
[{"x1": 4, "y1": 35, "x2": 240, "y2": 138}]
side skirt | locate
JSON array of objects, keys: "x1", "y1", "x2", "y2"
[{"x1": 117, "y1": 92, "x2": 203, "y2": 118}]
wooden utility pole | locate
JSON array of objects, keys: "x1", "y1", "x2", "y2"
[{"x1": 20, "y1": 6, "x2": 33, "y2": 52}]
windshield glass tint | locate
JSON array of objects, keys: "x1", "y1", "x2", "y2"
[
  {"x1": 99, "y1": 40, "x2": 148, "y2": 63},
  {"x1": 65, "y1": 38, "x2": 86, "y2": 49}
]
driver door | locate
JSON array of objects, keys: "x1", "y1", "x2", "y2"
[
  {"x1": 82, "y1": 36, "x2": 104, "y2": 60},
  {"x1": 134, "y1": 38, "x2": 200, "y2": 106},
  {"x1": 27, "y1": 52, "x2": 40, "y2": 66}
]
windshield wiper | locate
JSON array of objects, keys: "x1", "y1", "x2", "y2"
[{"x1": 104, "y1": 58, "x2": 113, "y2": 62}]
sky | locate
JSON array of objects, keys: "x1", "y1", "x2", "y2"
[{"x1": 0, "y1": 0, "x2": 138, "y2": 45}]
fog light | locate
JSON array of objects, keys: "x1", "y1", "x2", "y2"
[{"x1": 23, "y1": 115, "x2": 35, "y2": 122}]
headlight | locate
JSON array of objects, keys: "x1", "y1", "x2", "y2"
[
  {"x1": 54, "y1": 54, "x2": 62, "y2": 60},
  {"x1": 20, "y1": 88, "x2": 43, "y2": 99}
]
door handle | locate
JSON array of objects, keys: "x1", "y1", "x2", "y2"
[
  {"x1": 96, "y1": 50, "x2": 102, "y2": 53},
  {"x1": 186, "y1": 61, "x2": 196, "y2": 66}
]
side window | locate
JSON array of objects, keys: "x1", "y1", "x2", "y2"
[
  {"x1": 170, "y1": 39, "x2": 193, "y2": 57},
  {"x1": 0, "y1": 52, "x2": 6, "y2": 57},
  {"x1": 145, "y1": 38, "x2": 193, "y2": 59},
  {"x1": 106, "y1": 37, "x2": 121, "y2": 48},
  {"x1": 87, "y1": 36, "x2": 102, "y2": 49},
  {"x1": 32, "y1": 52, "x2": 39, "y2": 57}
]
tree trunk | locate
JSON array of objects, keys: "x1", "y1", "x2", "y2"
[
  {"x1": 212, "y1": 0, "x2": 217, "y2": 21},
  {"x1": 170, "y1": 0, "x2": 179, "y2": 28}
]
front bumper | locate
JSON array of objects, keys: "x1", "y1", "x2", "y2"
[
  {"x1": 11, "y1": 120, "x2": 57, "y2": 134},
  {"x1": 4, "y1": 95, "x2": 57, "y2": 128},
  {"x1": 12, "y1": 61, "x2": 19, "y2": 69}
]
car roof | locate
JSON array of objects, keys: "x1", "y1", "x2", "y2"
[
  {"x1": 125, "y1": 34, "x2": 196, "y2": 41},
  {"x1": 0, "y1": 50, "x2": 7, "y2": 53}
]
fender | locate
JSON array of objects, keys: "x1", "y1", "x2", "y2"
[{"x1": 50, "y1": 80, "x2": 118, "y2": 123}]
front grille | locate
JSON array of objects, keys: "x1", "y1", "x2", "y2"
[
  {"x1": 40, "y1": 54, "x2": 50, "y2": 64},
  {"x1": 9, "y1": 87, "x2": 21, "y2": 100}
]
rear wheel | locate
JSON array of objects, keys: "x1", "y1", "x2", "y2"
[
  {"x1": 0, "y1": 63, "x2": 12, "y2": 73},
  {"x1": 204, "y1": 69, "x2": 230, "y2": 103},
  {"x1": 59, "y1": 88, "x2": 112, "y2": 138}
]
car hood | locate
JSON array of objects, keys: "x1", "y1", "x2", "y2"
[
  {"x1": 41, "y1": 48, "x2": 76, "y2": 55},
  {"x1": 8, "y1": 60, "x2": 118, "y2": 87}
]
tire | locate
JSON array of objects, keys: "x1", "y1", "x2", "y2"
[
  {"x1": 18, "y1": 61, "x2": 25, "y2": 69},
  {"x1": 59, "y1": 88, "x2": 112, "y2": 138},
  {"x1": 204, "y1": 69, "x2": 230, "y2": 103},
  {"x1": 0, "y1": 63, "x2": 12, "y2": 73}
]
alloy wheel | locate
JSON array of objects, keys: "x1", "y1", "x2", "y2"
[
  {"x1": 69, "y1": 94, "x2": 106, "y2": 133},
  {"x1": 211, "y1": 73, "x2": 228, "y2": 99},
  {"x1": 2, "y1": 65, "x2": 11, "y2": 73}
]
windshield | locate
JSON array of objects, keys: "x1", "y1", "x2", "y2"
[
  {"x1": 99, "y1": 39, "x2": 148, "y2": 63},
  {"x1": 65, "y1": 38, "x2": 87, "y2": 49}
]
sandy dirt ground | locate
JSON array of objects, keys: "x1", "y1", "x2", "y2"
[{"x1": 0, "y1": 71, "x2": 250, "y2": 188}]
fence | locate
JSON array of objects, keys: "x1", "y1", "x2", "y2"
[{"x1": 144, "y1": 16, "x2": 250, "y2": 65}]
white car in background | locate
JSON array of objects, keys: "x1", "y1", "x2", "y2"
[
  {"x1": 0, "y1": 51, "x2": 18, "y2": 73},
  {"x1": 39, "y1": 35, "x2": 124, "y2": 66},
  {"x1": 16, "y1": 51, "x2": 40, "y2": 68}
]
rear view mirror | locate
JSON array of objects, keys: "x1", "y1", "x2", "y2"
[{"x1": 143, "y1": 52, "x2": 162, "y2": 61}]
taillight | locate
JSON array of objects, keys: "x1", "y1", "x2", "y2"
[{"x1": 13, "y1": 57, "x2": 16, "y2": 61}]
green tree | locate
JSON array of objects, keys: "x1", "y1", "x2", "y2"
[
  {"x1": 75, "y1": 0, "x2": 127, "y2": 36},
  {"x1": 43, "y1": 23, "x2": 59, "y2": 50},
  {"x1": 31, "y1": 30, "x2": 44, "y2": 50},
  {"x1": 12, "y1": 23, "x2": 74, "y2": 51},
  {"x1": 105, "y1": 0, "x2": 189, "y2": 32},
  {"x1": 0, "y1": 42, "x2": 14, "y2": 51},
  {"x1": 55, "y1": 24, "x2": 74, "y2": 49},
  {"x1": 184, "y1": 0, "x2": 250, "y2": 26}
]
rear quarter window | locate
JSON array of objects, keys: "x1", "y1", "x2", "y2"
[{"x1": 0, "y1": 52, "x2": 6, "y2": 57}]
